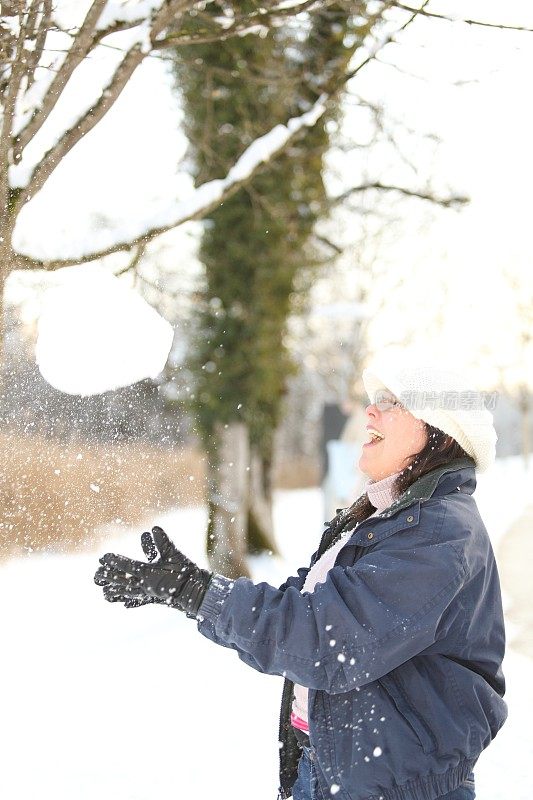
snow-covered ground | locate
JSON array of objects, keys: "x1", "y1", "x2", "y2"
[{"x1": 1, "y1": 456, "x2": 531, "y2": 799}]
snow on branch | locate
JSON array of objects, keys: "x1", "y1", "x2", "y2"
[
  {"x1": 95, "y1": 0, "x2": 164, "y2": 30},
  {"x1": 4, "y1": 0, "x2": 425, "y2": 276},
  {"x1": 5, "y1": 0, "x2": 329, "y2": 206},
  {"x1": 9, "y1": 1, "x2": 184, "y2": 202},
  {"x1": 152, "y1": 0, "x2": 323, "y2": 48},
  {"x1": 13, "y1": 94, "x2": 328, "y2": 269}
]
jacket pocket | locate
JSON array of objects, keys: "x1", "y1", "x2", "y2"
[{"x1": 379, "y1": 673, "x2": 437, "y2": 755}]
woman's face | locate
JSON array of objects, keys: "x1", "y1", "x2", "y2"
[{"x1": 358, "y1": 389, "x2": 429, "y2": 481}]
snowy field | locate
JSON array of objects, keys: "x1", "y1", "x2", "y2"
[{"x1": 1, "y1": 456, "x2": 532, "y2": 800}]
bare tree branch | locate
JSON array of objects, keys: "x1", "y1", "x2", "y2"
[
  {"x1": 90, "y1": 17, "x2": 149, "y2": 46},
  {"x1": 340, "y1": 0, "x2": 430, "y2": 87},
  {"x1": 24, "y1": 0, "x2": 53, "y2": 93},
  {"x1": 313, "y1": 233, "x2": 343, "y2": 254},
  {"x1": 154, "y1": 24, "x2": 267, "y2": 48},
  {"x1": 113, "y1": 242, "x2": 146, "y2": 277},
  {"x1": 153, "y1": 0, "x2": 323, "y2": 48},
  {"x1": 347, "y1": 90, "x2": 441, "y2": 144},
  {"x1": 391, "y1": 3, "x2": 533, "y2": 33},
  {"x1": 330, "y1": 181, "x2": 469, "y2": 208},
  {"x1": 14, "y1": 0, "x2": 110, "y2": 158},
  {"x1": 13, "y1": 0, "x2": 191, "y2": 211},
  {"x1": 0, "y1": 2, "x2": 31, "y2": 215}
]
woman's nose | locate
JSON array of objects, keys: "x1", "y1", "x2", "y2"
[{"x1": 365, "y1": 403, "x2": 379, "y2": 419}]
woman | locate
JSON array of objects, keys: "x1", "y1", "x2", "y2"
[{"x1": 95, "y1": 361, "x2": 507, "y2": 800}]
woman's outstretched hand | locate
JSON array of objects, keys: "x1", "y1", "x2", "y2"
[{"x1": 94, "y1": 526, "x2": 213, "y2": 618}]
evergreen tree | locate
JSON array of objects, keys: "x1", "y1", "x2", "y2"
[{"x1": 173, "y1": 4, "x2": 382, "y2": 577}]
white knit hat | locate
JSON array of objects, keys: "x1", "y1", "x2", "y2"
[{"x1": 361, "y1": 358, "x2": 498, "y2": 473}]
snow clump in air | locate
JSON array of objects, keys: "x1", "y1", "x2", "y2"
[{"x1": 36, "y1": 265, "x2": 173, "y2": 395}]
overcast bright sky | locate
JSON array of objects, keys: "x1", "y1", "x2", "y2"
[{"x1": 348, "y1": 0, "x2": 533, "y2": 388}]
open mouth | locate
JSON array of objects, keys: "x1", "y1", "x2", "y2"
[{"x1": 363, "y1": 428, "x2": 385, "y2": 448}]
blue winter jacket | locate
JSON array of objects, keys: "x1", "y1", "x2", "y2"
[{"x1": 196, "y1": 457, "x2": 507, "y2": 800}]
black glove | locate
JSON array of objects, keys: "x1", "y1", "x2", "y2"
[
  {"x1": 100, "y1": 529, "x2": 160, "y2": 609},
  {"x1": 94, "y1": 526, "x2": 213, "y2": 618}
]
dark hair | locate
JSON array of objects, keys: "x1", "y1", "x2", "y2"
[{"x1": 343, "y1": 423, "x2": 475, "y2": 527}]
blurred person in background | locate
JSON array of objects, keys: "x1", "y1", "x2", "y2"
[{"x1": 95, "y1": 359, "x2": 506, "y2": 800}]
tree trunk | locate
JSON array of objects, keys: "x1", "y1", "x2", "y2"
[
  {"x1": 0, "y1": 269, "x2": 5, "y2": 360},
  {"x1": 247, "y1": 446, "x2": 279, "y2": 556},
  {"x1": 519, "y1": 384, "x2": 530, "y2": 470},
  {"x1": 0, "y1": 228, "x2": 12, "y2": 368},
  {"x1": 206, "y1": 421, "x2": 251, "y2": 579}
]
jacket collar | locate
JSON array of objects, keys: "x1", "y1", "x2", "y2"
[
  {"x1": 375, "y1": 456, "x2": 476, "y2": 520},
  {"x1": 322, "y1": 457, "x2": 476, "y2": 559},
  {"x1": 331, "y1": 457, "x2": 477, "y2": 553}
]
